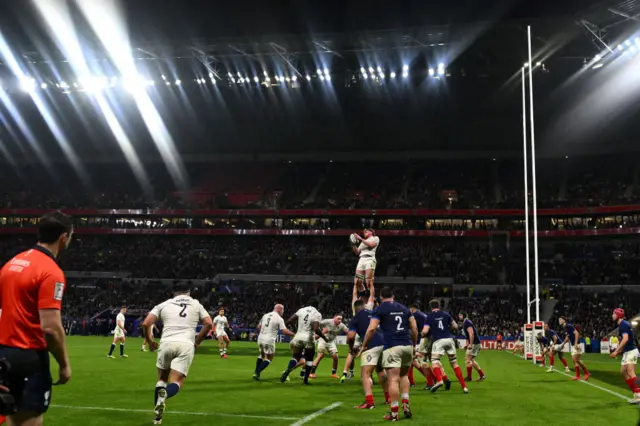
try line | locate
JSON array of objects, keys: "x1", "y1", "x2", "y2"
[
  {"x1": 51, "y1": 404, "x2": 299, "y2": 421},
  {"x1": 289, "y1": 402, "x2": 343, "y2": 426}
]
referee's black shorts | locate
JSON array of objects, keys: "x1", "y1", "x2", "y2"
[{"x1": 0, "y1": 346, "x2": 52, "y2": 414}]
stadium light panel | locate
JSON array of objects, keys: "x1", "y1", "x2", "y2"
[
  {"x1": 626, "y1": 40, "x2": 632, "y2": 47},
  {"x1": 402, "y1": 72, "x2": 408, "y2": 78},
  {"x1": 377, "y1": 66, "x2": 382, "y2": 73},
  {"x1": 208, "y1": 73, "x2": 213, "y2": 78},
  {"x1": 323, "y1": 68, "x2": 329, "y2": 75},
  {"x1": 594, "y1": 54, "x2": 601, "y2": 61},
  {"x1": 402, "y1": 65, "x2": 409, "y2": 72},
  {"x1": 211, "y1": 78, "x2": 216, "y2": 84},
  {"x1": 592, "y1": 63, "x2": 603, "y2": 69},
  {"x1": 360, "y1": 67, "x2": 366, "y2": 74},
  {"x1": 228, "y1": 72, "x2": 233, "y2": 77},
  {"x1": 253, "y1": 76, "x2": 259, "y2": 83},
  {"x1": 363, "y1": 74, "x2": 368, "y2": 79},
  {"x1": 368, "y1": 67, "x2": 374, "y2": 73},
  {"x1": 285, "y1": 76, "x2": 291, "y2": 82},
  {"x1": 319, "y1": 75, "x2": 325, "y2": 81},
  {"x1": 326, "y1": 75, "x2": 331, "y2": 81},
  {"x1": 40, "y1": 83, "x2": 47, "y2": 89},
  {"x1": 317, "y1": 69, "x2": 322, "y2": 75},
  {"x1": 265, "y1": 77, "x2": 270, "y2": 82},
  {"x1": 305, "y1": 75, "x2": 311, "y2": 81},
  {"x1": 161, "y1": 75, "x2": 166, "y2": 80},
  {"x1": 175, "y1": 79, "x2": 181, "y2": 85},
  {"x1": 379, "y1": 72, "x2": 385, "y2": 78},
  {"x1": 618, "y1": 44, "x2": 623, "y2": 51},
  {"x1": 237, "y1": 72, "x2": 242, "y2": 78},
  {"x1": 428, "y1": 68, "x2": 434, "y2": 76},
  {"x1": 390, "y1": 72, "x2": 396, "y2": 78},
  {"x1": 263, "y1": 70, "x2": 268, "y2": 77},
  {"x1": 19, "y1": 77, "x2": 35, "y2": 92},
  {"x1": 292, "y1": 75, "x2": 297, "y2": 82}
]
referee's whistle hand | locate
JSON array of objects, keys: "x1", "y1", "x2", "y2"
[{"x1": 58, "y1": 365, "x2": 72, "y2": 385}]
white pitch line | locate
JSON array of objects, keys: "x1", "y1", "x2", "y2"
[
  {"x1": 52, "y1": 404, "x2": 298, "y2": 420},
  {"x1": 289, "y1": 402, "x2": 342, "y2": 426},
  {"x1": 552, "y1": 370, "x2": 630, "y2": 401}
]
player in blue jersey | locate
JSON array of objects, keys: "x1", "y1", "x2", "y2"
[
  {"x1": 408, "y1": 304, "x2": 431, "y2": 388},
  {"x1": 348, "y1": 299, "x2": 389, "y2": 409},
  {"x1": 511, "y1": 327, "x2": 525, "y2": 358},
  {"x1": 360, "y1": 288, "x2": 417, "y2": 421},
  {"x1": 545, "y1": 323, "x2": 569, "y2": 373},
  {"x1": 558, "y1": 316, "x2": 590, "y2": 381},
  {"x1": 536, "y1": 332, "x2": 551, "y2": 368},
  {"x1": 459, "y1": 313, "x2": 486, "y2": 382},
  {"x1": 422, "y1": 300, "x2": 468, "y2": 394},
  {"x1": 610, "y1": 308, "x2": 640, "y2": 403}
]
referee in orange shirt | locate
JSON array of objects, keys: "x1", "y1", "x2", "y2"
[{"x1": 0, "y1": 212, "x2": 73, "y2": 425}]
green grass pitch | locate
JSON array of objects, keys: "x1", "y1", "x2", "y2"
[{"x1": 42, "y1": 336, "x2": 639, "y2": 425}]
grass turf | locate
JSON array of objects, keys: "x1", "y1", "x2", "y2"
[{"x1": 41, "y1": 336, "x2": 639, "y2": 425}]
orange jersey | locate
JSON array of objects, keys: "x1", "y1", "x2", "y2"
[{"x1": 0, "y1": 246, "x2": 66, "y2": 350}]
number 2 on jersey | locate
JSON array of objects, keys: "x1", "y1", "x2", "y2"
[
  {"x1": 395, "y1": 315, "x2": 404, "y2": 331},
  {"x1": 179, "y1": 303, "x2": 187, "y2": 318}
]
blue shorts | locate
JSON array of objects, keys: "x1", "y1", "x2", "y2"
[{"x1": 0, "y1": 346, "x2": 52, "y2": 414}]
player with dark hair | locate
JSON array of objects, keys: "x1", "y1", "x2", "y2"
[
  {"x1": 281, "y1": 298, "x2": 327, "y2": 385},
  {"x1": 360, "y1": 287, "x2": 417, "y2": 421},
  {"x1": 559, "y1": 316, "x2": 590, "y2": 381},
  {"x1": 459, "y1": 312, "x2": 486, "y2": 382},
  {"x1": 408, "y1": 304, "x2": 432, "y2": 388},
  {"x1": 107, "y1": 306, "x2": 128, "y2": 358},
  {"x1": 0, "y1": 212, "x2": 74, "y2": 426},
  {"x1": 610, "y1": 308, "x2": 640, "y2": 403},
  {"x1": 423, "y1": 299, "x2": 468, "y2": 394},
  {"x1": 545, "y1": 323, "x2": 569, "y2": 373},
  {"x1": 349, "y1": 299, "x2": 389, "y2": 409}
]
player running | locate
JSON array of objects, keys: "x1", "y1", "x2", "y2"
[
  {"x1": 349, "y1": 299, "x2": 389, "y2": 409},
  {"x1": 610, "y1": 308, "x2": 640, "y2": 403},
  {"x1": 459, "y1": 312, "x2": 486, "y2": 382},
  {"x1": 254, "y1": 304, "x2": 294, "y2": 380},
  {"x1": 310, "y1": 315, "x2": 348, "y2": 378},
  {"x1": 213, "y1": 308, "x2": 230, "y2": 358},
  {"x1": 423, "y1": 299, "x2": 468, "y2": 394},
  {"x1": 107, "y1": 306, "x2": 128, "y2": 358},
  {"x1": 545, "y1": 324, "x2": 569, "y2": 373},
  {"x1": 351, "y1": 228, "x2": 380, "y2": 300},
  {"x1": 360, "y1": 287, "x2": 417, "y2": 421},
  {"x1": 280, "y1": 299, "x2": 327, "y2": 385},
  {"x1": 142, "y1": 285, "x2": 213, "y2": 425},
  {"x1": 559, "y1": 316, "x2": 590, "y2": 381}
]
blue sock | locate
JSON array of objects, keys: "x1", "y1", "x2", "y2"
[
  {"x1": 259, "y1": 359, "x2": 271, "y2": 373},
  {"x1": 287, "y1": 359, "x2": 297, "y2": 371},
  {"x1": 120, "y1": 343, "x2": 125, "y2": 356},
  {"x1": 255, "y1": 358, "x2": 263, "y2": 373},
  {"x1": 166, "y1": 383, "x2": 180, "y2": 398},
  {"x1": 108, "y1": 344, "x2": 115, "y2": 356}
]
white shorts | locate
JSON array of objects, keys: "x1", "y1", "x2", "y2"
[
  {"x1": 381, "y1": 345, "x2": 413, "y2": 369},
  {"x1": 317, "y1": 339, "x2": 338, "y2": 356},
  {"x1": 515, "y1": 341, "x2": 524, "y2": 347},
  {"x1": 553, "y1": 343, "x2": 565, "y2": 353},
  {"x1": 156, "y1": 341, "x2": 195, "y2": 377},
  {"x1": 611, "y1": 344, "x2": 619, "y2": 352},
  {"x1": 113, "y1": 328, "x2": 125, "y2": 339},
  {"x1": 258, "y1": 338, "x2": 276, "y2": 355},
  {"x1": 356, "y1": 257, "x2": 377, "y2": 272},
  {"x1": 466, "y1": 343, "x2": 481, "y2": 358},
  {"x1": 291, "y1": 333, "x2": 314, "y2": 350},
  {"x1": 432, "y1": 338, "x2": 457, "y2": 358},
  {"x1": 622, "y1": 348, "x2": 639, "y2": 366},
  {"x1": 417, "y1": 339, "x2": 431, "y2": 355},
  {"x1": 571, "y1": 344, "x2": 582, "y2": 356},
  {"x1": 361, "y1": 346, "x2": 383, "y2": 367},
  {"x1": 216, "y1": 331, "x2": 228, "y2": 339}
]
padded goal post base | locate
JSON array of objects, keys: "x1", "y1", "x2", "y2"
[{"x1": 524, "y1": 322, "x2": 545, "y2": 364}]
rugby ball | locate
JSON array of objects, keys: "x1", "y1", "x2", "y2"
[{"x1": 349, "y1": 233, "x2": 359, "y2": 245}]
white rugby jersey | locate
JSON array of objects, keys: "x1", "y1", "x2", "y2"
[
  {"x1": 295, "y1": 306, "x2": 322, "y2": 335},
  {"x1": 150, "y1": 295, "x2": 210, "y2": 344},
  {"x1": 213, "y1": 315, "x2": 229, "y2": 333},
  {"x1": 258, "y1": 311, "x2": 286, "y2": 341},
  {"x1": 358, "y1": 236, "x2": 380, "y2": 259},
  {"x1": 115, "y1": 313, "x2": 125, "y2": 331},
  {"x1": 319, "y1": 319, "x2": 348, "y2": 342}
]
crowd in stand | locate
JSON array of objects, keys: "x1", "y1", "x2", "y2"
[{"x1": 1, "y1": 157, "x2": 639, "y2": 211}]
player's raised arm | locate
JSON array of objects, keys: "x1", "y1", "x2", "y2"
[{"x1": 356, "y1": 234, "x2": 378, "y2": 248}]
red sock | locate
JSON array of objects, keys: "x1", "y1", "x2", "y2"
[
  {"x1": 384, "y1": 392, "x2": 390, "y2": 402},
  {"x1": 549, "y1": 355, "x2": 554, "y2": 367},
  {"x1": 466, "y1": 366, "x2": 473, "y2": 377},
  {"x1": 426, "y1": 367, "x2": 434, "y2": 386},
  {"x1": 582, "y1": 366, "x2": 589, "y2": 375},
  {"x1": 401, "y1": 398, "x2": 409, "y2": 404},
  {"x1": 365, "y1": 394, "x2": 375, "y2": 405},
  {"x1": 477, "y1": 368, "x2": 485, "y2": 377},
  {"x1": 432, "y1": 366, "x2": 443, "y2": 382},
  {"x1": 417, "y1": 366, "x2": 428, "y2": 378},
  {"x1": 0, "y1": 415, "x2": 5, "y2": 425},
  {"x1": 541, "y1": 358, "x2": 546, "y2": 367},
  {"x1": 442, "y1": 372, "x2": 449, "y2": 381},
  {"x1": 391, "y1": 404, "x2": 399, "y2": 414},
  {"x1": 560, "y1": 358, "x2": 568, "y2": 368},
  {"x1": 574, "y1": 366, "x2": 580, "y2": 378},
  {"x1": 408, "y1": 366, "x2": 415, "y2": 385},
  {"x1": 453, "y1": 366, "x2": 467, "y2": 388}
]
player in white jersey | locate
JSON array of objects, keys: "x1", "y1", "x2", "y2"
[
  {"x1": 280, "y1": 298, "x2": 327, "y2": 385},
  {"x1": 213, "y1": 308, "x2": 230, "y2": 358},
  {"x1": 351, "y1": 228, "x2": 380, "y2": 300},
  {"x1": 107, "y1": 306, "x2": 128, "y2": 358},
  {"x1": 142, "y1": 286, "x2": 213, "y2": 425},
  {"x1": 310, "y1": 315, "x2": 349, "y2": 379},
  {"x1": 253, "y1": 304, "x2": 295, "y2": 380}
]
